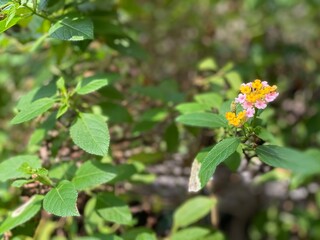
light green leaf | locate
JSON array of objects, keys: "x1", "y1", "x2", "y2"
[
  {"x1": 76, "y1": 73, "x2": 120, "y2": 95},
  {"x1": 199, "y1": 138, "x2": 241, "y2": 188},
  {"x1": 0, "y1": 155, "x2": 41, "y2": 182},
  {"x1": 256, "y1": 145, "x2": 320, "y2": 175},
  {"x1": 194, "y1": 93, "x2": 223, "y2": 110},
  {"x1": 43, "y1": 180, "x2": 80, "y2": 217},
  {"x1": 136, "y1": 233, "x2": 157, "y2": 240},
  {"x1": 72, "y1": 160, "x2": 117, "y2": 190},
  {"x1": 175, "y1": 102, "x2": 207, "y2": 114},
  {"x1": 176, "y1": 112, "x2": 227, "y2": 128},
  {"x1": 11, "y1": 98, "x2": 56, "y2": 124},
  {"x1": 0, "y1": 195, "x2": 44, "y2": 234},
  {"x1": 0, "y1": 5, "x2": 32, "y2": 33},
  {"x1": 49, "y1": 162, "x2": 77, "y2": 181},
  {"x1": 70, "y1": 113, "x2": 110, "y2": 156},
  {"x1": 171, "y1": 227, "x2": 211, "y2": 240},
  {"x1": 16, "y1": 82, "x2": 57, "y2": 111},
  {"x1": 173, "y1": 196, "x2": 215, "y2": 230},
  {"x1": 198, "y1": 57, "x2": 218, "y2": 71},
  {"x1": 96, "y1": 193, "x2": 132, "y2": 225},
  {"x1": 49, "y1": 16, "x2": 93, "y2": 41}
]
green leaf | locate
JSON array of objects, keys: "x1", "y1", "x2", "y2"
[
  {"x1": 72, "y1": 160, "x2": 117, "y2": 190},
  {"x1": 256, "y1": 145, "x2": 320, "y2": 175},
  {"x1": 106, "y1": 35, "x2": 147, "y2": 60},
  {"x1": 16, "y1": 82, "x2": 57, "y2": 111},
  {"x1": 224, "y1": 151, "x2": 241, "y2": 172},
  {"x1": 70, "y1": 113, "x2": 110, "y2": 156},
  {"x1": 0, "y1": 155, "x2": 41, "y2": 182},
  {"x1": 76, "y1": 73, "x2": 120, "y2": 95},
  {"x1": 194, "y1": 93, "x2": 223, "y2": 110},
  {"x1": 49, "y1": 162, "x2": 77, "y2": 181},
  {"x1": 28, "y1": 111, "x2": 57, "y2": 147},
  {"x1": 173, "y1": 196, "x2": 215, "y2": 230},
  {"x1": 11, "y1": 179, "x2": 33, "y2": 188},
  {"x1": 49, "y1": 16, "x2": 94, "y2": 41},
  {"x1": 95, "y1": 193, "x2": 132, "y2": 225},
  {"x1": 198, "y1": 57, "x2": 218, "y2": 71},
  {"x1": 101, "y1": 102, "x2": 132, "y2": 123},
  {"x1": 199, "y1": 138, "x2": 241, "y2": 188},
  {"x1": 175, "y1": 102, "x2": 207, "y2": 114},
  {"x1": 0, "y1": 5, "x2": 32, "y2": 33},
  {"x1": 0, "y1": 195, "x2": 44, "y2": 234},
  {"x1": 171, "y1": 227, "x2": 211, "y2": 240},
  {"x1": 139, "y1": 108, "x2": 168, "y2": 122},
  {"x1": 188, "y1": 147, "x2": 212, "y2": 192},
  {"x1": 176, "y1": 113, "x2": 227, "y2": 128},
  {"x1": 164, "y1": 123, "x2": 179, "y2": 153},
  {"x1": 11, "y1": 98, "x2": 56, "y2": 124},
  {"x1": 136, "y1": 233, "x2": 157, "y2": 240},
  {"x1": 121, "y1": 228, "x2": 154, "y2": 240},
  {"x1": 43, "y1": 180, "x2": 80, "y2": 217}
]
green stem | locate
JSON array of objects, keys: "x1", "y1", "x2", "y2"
[{"x1": 252, "y1": 108, "x2": 258, "y2": 127}]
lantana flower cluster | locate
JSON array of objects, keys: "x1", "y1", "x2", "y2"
[{"x1": 225, "y1": 79, "x2": 279, "y2": 127}]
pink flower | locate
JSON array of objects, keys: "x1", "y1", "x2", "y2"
[
  {"x1": 235, "y1": 93, "x2": 246, "y2": 104},
  {"x1": 242, "y1": 101, "x2": 253, "y2": 109},
  {"x1": 246, "y1": 107, "x2": 255, "y2": 118},
  {"x1": 265, "y1": 92, "x2": 279, "y2": 102},
  {"x1": 255, "y1": 100, "x2": 267, "y2": 109},
  {"x1": 262, "y1": 81, "x2": 269, "y2": 87}
]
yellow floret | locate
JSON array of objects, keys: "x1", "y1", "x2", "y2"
[
  {"x1": 246, "y1": 93, "x2": 257, "y2": 103},
  {"x1": 225, "y1": 112, "x2": 236, "y2": 121},
  {"x1": 252, "y1": 79, "x2": 262, "y2": 90},
  {"x1": 240, "y1": 85, "x2": 251, "y2": 94},
  {"x1": 237, "y1": 110, "x2": 246, "y2": 120}
]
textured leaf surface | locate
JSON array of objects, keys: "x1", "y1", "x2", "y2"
[
  {"x1": 257, "y1": 145, "x2": 320, "y2": 174},
  {"x1": 76, "y1": 73, "x2": 120, "y2": 95},
  {"x1": 72, "y1": 160, "x2": 117, "y2": 190},
  {"x1": 96, "y1": 193, "x2": 132, "y2": 225},
  {"x1": 11, "y1": 98, "x2": 55, "y2": 124},
  {"x1": 0, "y1": 155, "x2": 41, "y2": 182},
  {"x1": 199, "y1": 138, "x2": 240, "y2": 187},
  {"x1": 70, "y1": 113, "x2": 110, "y2": 156},
  {"x1": 43, "y1": 180, "x2": 79, "y2": 217},
  {"x1": 173, "y1": 196, "x2": 215, "y2": 229},
  {"x1": 49, "y1": 17, "x2": 93, "y2": 41},
  {"x1": 176, "y1": 112, "x2": 227, "y2": 128},
  {"x1": 0, "y1": 195, "x2": 43, "y2": 234},
  {"x1": 171, "y1": 227, "x2": 210, "y2": 240}
]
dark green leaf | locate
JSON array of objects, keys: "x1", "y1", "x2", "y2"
[
  {"x1": 72, "y1": 161, "x2": 117, "y2": 190},
  {"x1": 176, "y1": 112, "x2": 227, "y2": 128},
  {"x1": 49, "y1": 16, "x2": 94, "y2": 41},
  {"x1": 199, "y1": 138, "x2": 241, "y2": 188},
  {"x1": 256, "y1": 145, "x2": 320, "y2": 175}
]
